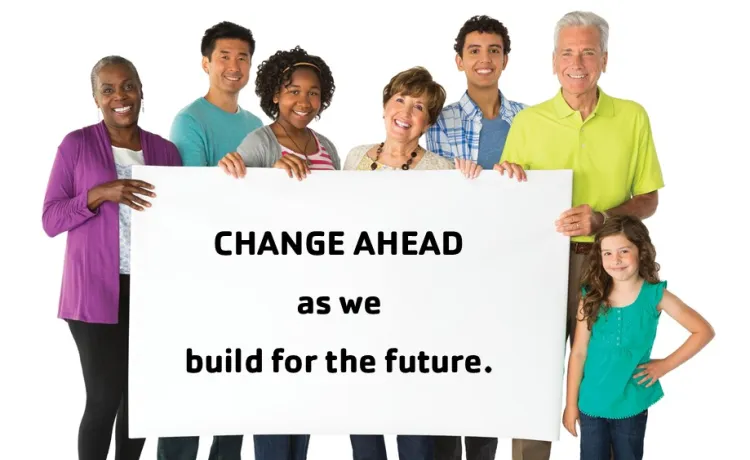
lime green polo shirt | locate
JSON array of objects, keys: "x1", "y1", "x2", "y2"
[{"x1": 501, "y1": 87, "x2": 664, "y2": 243}]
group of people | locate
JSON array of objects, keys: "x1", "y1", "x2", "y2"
[{"x1": 42, "y1": 9, "x2": 715, "y2": 460}]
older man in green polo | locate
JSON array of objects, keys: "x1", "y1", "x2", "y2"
[{"x1": 495, "y1": 10, "x2": 665, "y2": 460}]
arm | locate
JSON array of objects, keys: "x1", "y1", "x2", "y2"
[
  {"x1": 593, "y1": 106, "x2": 664, "y2": 228},
  {"x1": 592, "y1": 191, "x2": 659, "y2": 228},
  {"x1": 42, "y1": 136, "x2": 99, "y2": 237},
  {"x1": 170, "y1": 113, "x2": 208, "y2": 166},
  {"x1": 634, "y1": 289, "x2": 715, "y2": 386},
  {"x1": 425, "y1": 118, "x2": 454, "y2": 161},
  {"x1": 563, "y1": 301, "x2": 591, "y2": 436}
]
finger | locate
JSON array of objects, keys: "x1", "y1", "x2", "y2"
[
  {"x1": 126, "y1": 185, "x2": 156, "y2": 198},
  {"x1": 221, "y1": 159, "x2": 239, "y2": 178},
  {"x1": 494, "y1": 163, "x2": 506, "y2": 176},
  {"x1": 228, "y1": 155, "x2": 246, "y2": 178},
  {"x1": 512, "y1": 164, "x2": 524, "y2": 182},
  {"x1": 283, "y1": 157, "x2": 304, "y2": 180},
  {"x1": 126, "y1": 180, "x2": 155, "y2": 190},
  {"x1": 473, "y1": 164, "x2": 482, "y2": 179},
  {"x1": 125, "y1": 192, "x2": 152, "y2": 208},
  {"x1": 632, "y1": 370, "x2": 646, "y2": 379},
  {"x1": 638, "y1": 375, "x2": 650, "y2": 385},
  {"x1": 291, "y1": 156, "x2": 310, "y2": 179},
  {"x1": 645, "y1": 378, "x2": 656, "y2": 388},
  {"x1": 121, "y1": 197, "x2": 144, "y2": 211}
]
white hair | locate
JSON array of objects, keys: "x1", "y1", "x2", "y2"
[{"x1": 554, "y1": 11, "x2": 609, "y2": 52}]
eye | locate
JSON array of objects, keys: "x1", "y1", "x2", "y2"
[
  {"x1": 396, "y1": 97, "x2": 404, "y2": 103},
  {"x1": 415, "y1": 105, "x2": 424, "y2": 111}
]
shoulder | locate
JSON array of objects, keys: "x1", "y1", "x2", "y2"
[
  {"x1": 343, "y1": 144, "x2": 376, "y2": 170},
  {"x1": 502, "y1": 96, "x2": 529, "y2": 119},
  {"x1": 173, "y1": 98, "x2": 205, "y2": 121},
  {"x1": 421, "y1": 150, "x2": 456, "y2": 170},
  {"x1": 57, "y1": 123, "x2": 100, "y2": 160},
  {"x1": 237, "y1": 125, "x2": 277, "y2": 161},
  {"x1": 238, "y1": 108, "x2": 265, "y2": 128},
  {"x1": 643, "y1": 280, "x2": 668, "y2": 313},
  {"x1": 238, "y1": 125, "x2": 274, "y2": 148}
]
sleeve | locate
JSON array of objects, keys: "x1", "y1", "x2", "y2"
[
  {"x1": 343, "y1": 146, "x2": 367, "y2": 171},
  {"x1": 165, "y1": 140, "x2": 184, "y2": 167},
  {"x1": 425, "y1": 113, "x2": 455, "y2": 160},
  {"x1": 631, "y1": 106, "x2": 665, "y2": 196},
  {"x1": 649, "y1": 280, "x2": 668, "y2": 317},
  {"x1": 170, "y1": 113, "x2": 208, "y2": 166},
  {"x1": 317, "y1": 133, "x2": 341, "y2": 170},
  {"x1": 499, "y1": 115, "x2": 527, "y2": 168},
  {"x1": 236, "y1": 129, "x2": 272, "y2": 168},
  {"x1": 41, "y1": 133, "x2": 98, "y2": 238}
]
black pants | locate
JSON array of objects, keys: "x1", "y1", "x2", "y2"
[
  {"x1": 434, "y1": 436, "x2": 498, "y2": 460},
  {"x1": 67, "y1": 275, "x2": 144, "y2": 460}
]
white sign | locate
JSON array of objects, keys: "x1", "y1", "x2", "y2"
[{"x1": 128, "y1": 166, "x2": 572, "y2": 442}]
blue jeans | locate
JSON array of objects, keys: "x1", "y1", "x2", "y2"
[
  {"x1": 580, "y1": 410, "x2": 648, "y2": 460},
  {"x1": 157, "y1": 435, "x2": 243, "y2": 460},
  {"x1": 254, "y1": 435, "x2": 310, "y2": 460},
  {"x1": 350, "y1": 435, "x2": 434, "y2": 460}
]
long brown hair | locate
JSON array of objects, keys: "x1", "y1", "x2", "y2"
[{"x1": 579, "y1": 215, "x2": 660, "y2": 329}]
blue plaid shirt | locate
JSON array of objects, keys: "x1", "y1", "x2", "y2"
[{"x1": 426, "y1": 90, "x2": 527, "y2": 162}]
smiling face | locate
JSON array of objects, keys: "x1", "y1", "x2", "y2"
[
  {"x1": 202, "y1": 38, "x2": 252, "y2": 95},
  {"x1": 94, "y1": 63, "x2": 141, "y2": 129},
  {"x1": 553, "y1": 25, "x2": 607, "y2": 98},
  {"x1": 456, "y1": 31, "x2": 508, "y2": 89},
  {"x1": 600, "y1": 233, "x2": 640, "y2": 282},
  {"x1": 383, "y1": 92, "x2": 430, "y2": 143},
  {"x1": 274, "y1": 67, "x2": 321, "y2": 129}
]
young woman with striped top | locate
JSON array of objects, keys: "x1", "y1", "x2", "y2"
[{"x1": 220, "y1": 46, "x2": 339, "y2": 179}]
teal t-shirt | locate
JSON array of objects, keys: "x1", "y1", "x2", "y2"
[
  {"x1": 578, "y1": 280, "x2": 667, "y2": 419},
  {"x1": 170, "y1": 97, "x2": 263, "y2": 166}
]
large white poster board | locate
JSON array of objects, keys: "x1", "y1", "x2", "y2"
[{"x1": 128, "y1": 166, "x2": 572, "y2": 442}]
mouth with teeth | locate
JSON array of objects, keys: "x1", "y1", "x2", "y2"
[
  {"x1": 113, "y1": 106, "x2": 132, "y2": 115},
  {"x1": 475, "y1": 68, "x2": 494, "y2": 75},
  {"x1": 224, "y1": 74, "x2": 242, "y2": 82},
  {"x1": 393, "y1": 119, "x2": 411, "y2": 130},
  {"x1": 293, "y1": 110, "x2": 311, "y2": 118},
  {"x1": 567, "y1": 73, "x2": 587, "y2": 80}
]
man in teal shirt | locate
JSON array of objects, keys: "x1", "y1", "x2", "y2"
[
  {"x1": 170, "y1": 21, "x2": 263, "y2": 168},
  {"x1": 157, "y1": 20, "x2": 262, "y2": 460}
]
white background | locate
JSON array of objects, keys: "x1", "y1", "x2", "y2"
[{"x1": 0, "y1": 0, "x2": 747, "y2": 459}]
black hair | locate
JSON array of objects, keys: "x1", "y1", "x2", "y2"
[
  {"x1": 255, "y1": 46, "x2": 335, "y2": 120},
  {"x1": 201, "y1": 21, "x2": 255, "y2": 58},
  {"x1": 454, "y1": 15, "x2": 511, "y2": 56},
  {"x1": 90, "y1": 55, "x2": 142, "y2": 97}
]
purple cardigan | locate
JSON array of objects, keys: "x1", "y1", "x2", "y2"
[{"x1": 42, "y1": 121, "x2": 182, "y2": 324}]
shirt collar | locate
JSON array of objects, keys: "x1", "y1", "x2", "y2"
[
  {"x1": 459, "y1": 89, "x2": 511, "y2": 120},
  {"x1": 553, "y1": 86, "x2": 614, "y2": 119}
]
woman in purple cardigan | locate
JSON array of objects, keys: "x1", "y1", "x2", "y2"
[{"x1": 42, "y1": 56, "x2": 182, "y2": 460}]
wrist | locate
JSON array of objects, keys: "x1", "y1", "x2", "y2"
[{"x1": 87, "y1": 186, "x2": 106, "y2": 211}]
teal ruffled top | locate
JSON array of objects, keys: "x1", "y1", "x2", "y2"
[{"x1": 578, "y1": 280, "x2": 666, "y2": 419}]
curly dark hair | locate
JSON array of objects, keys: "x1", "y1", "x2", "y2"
[
  {"x1": 254, "y1": 46, "x2": 335, "y2": 120},
  {"x1": 579, "y1": 215, "x2": 661, "y2": 330},
  {"x1": 454, "y1": 15, "x2": 511, "y2": 56},
  {"x1": 201, "y1": 21, "x2": 255, "y2": 58}
]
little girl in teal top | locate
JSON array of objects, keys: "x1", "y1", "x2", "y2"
[{"x1": 563, "y1": 215, "x2": 714, "y2": 460}]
